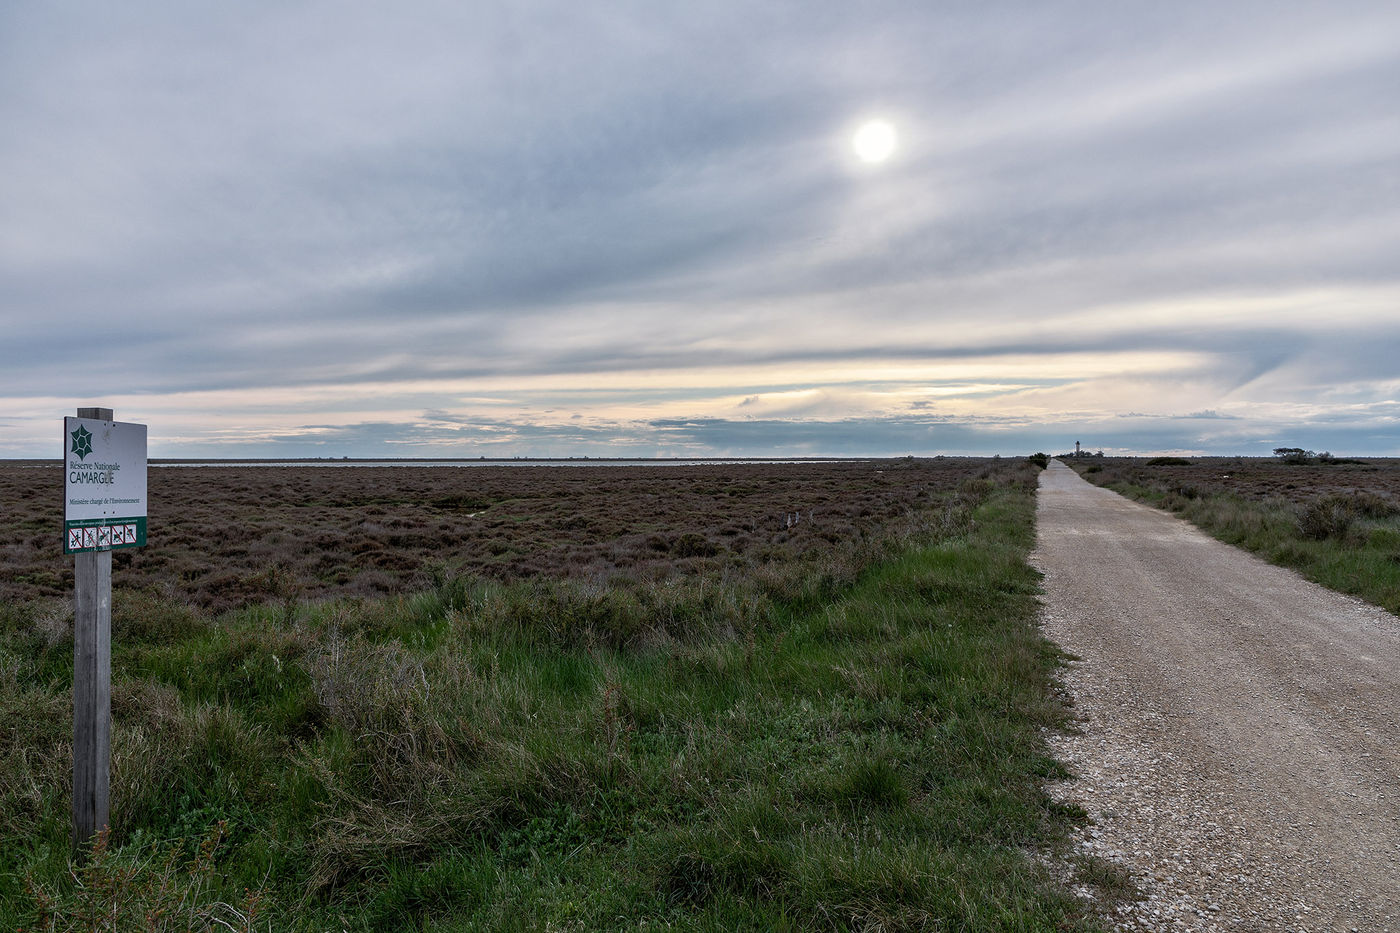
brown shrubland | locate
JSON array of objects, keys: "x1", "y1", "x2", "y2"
[{"x1": 2, "y1": 459, "x2": 984, "y2": 614}]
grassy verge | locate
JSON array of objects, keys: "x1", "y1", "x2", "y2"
[
  {"x1": 2, "y1": 464, "x2": 1113, "y2": 931},
  {"x1": 1070, "y1": 461, "x2": 1400, "y2": 615}
]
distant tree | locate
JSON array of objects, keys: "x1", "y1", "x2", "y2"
[{"x1": 1273, "y1": 447, "x2": 1315, "y2": 465}]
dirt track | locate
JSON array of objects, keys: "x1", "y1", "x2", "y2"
[{"x1": 1034, "y1": 460, "x2": 1400, "y2": 931}]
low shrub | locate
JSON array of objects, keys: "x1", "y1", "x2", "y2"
[
  {"x1": 1298, "y1": 496, "x2": 1356, "y2": 540},
  {"x1": 1298, "y1": 491, "x2": 1400, "y2": 540},
  {"x1": 1349, "y1": 490, "x2": 1400, "y2": 519}
]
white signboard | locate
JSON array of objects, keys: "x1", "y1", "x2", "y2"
[{"x1": 64, "y1": 417, "x2": 148, "y2": 553}]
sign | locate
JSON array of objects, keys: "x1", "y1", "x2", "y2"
[{"x1": 63, "y1": 416, "x2": 148, "y2": 553}]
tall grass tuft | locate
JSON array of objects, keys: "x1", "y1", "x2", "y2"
[{"x1": 21, "y1": 824, "x2": 267, "y2": 933}]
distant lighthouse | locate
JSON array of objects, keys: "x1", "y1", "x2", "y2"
[{"x1": 1075, "y1": 441, "x2": 1081, "y2": 457}]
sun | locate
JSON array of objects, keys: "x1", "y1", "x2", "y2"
[{"x1": 852, "y1": 119, "x2": 897, "y2": 164}]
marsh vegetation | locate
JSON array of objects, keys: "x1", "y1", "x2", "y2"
[
  {"x1": 1, "y1": 458, "x2": 1118, "y2": 930},
  {"x1": 8, "y1": 460, "x2": 990, "y2": 613}
]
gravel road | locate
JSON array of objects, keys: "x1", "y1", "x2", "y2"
[{"x1": 1033, "y1": 460, "x2": 1400, "y2": 931}]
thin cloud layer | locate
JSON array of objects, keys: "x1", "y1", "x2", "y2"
[{"x1": 3, "y1": 1, "x2": 1397, "y2": 457}]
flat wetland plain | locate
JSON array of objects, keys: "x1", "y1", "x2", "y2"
[
  {"x1": 5, "y1": 455, "x2": 1400, "y2": 930},
  {"x1": 2, "y1": 457, "x2": 1124, "y2": 931},
  {"x1": 9, "y1": 459, "x2": 971, "y2": 611}
]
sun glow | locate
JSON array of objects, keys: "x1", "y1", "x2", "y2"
[{"x1": 852, "y1": 119, "x2": 897, "y2": 163}]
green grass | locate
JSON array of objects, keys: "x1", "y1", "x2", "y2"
[
  {"x1": 1, "y1": 466, "x2": 1117, "y2": 931},
  {"x1": 1076, "y1": 467, "x2": 1400, "y2": 615}
]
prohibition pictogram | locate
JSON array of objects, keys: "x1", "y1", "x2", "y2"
[{"x1": 65, "y1": 520, "x2": 145, "y2": 552}]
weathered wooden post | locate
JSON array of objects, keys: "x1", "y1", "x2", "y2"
[
  {"x1": 72, "y1": 528, "x2": 111, "y2": 851},
  {"x1": 65, "y1": 407, "x2": 147, "y2": 853}
]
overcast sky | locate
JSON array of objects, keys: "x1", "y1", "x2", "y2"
[{"x1": 3, "y1": 1, "x2": 1398, "y2": 458}]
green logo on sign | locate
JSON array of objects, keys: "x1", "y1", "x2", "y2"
[{"x1": 71, "y1": 425, "x2": 93, "y2": 460}]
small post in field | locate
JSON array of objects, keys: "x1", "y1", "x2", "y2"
[{"x1": 66, "y1": 407, "x2": 148, "y2": 854}]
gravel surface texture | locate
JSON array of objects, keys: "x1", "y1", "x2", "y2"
[{"x1": 1034, "y1": 460, "x2": 1400, "y2": 931}]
